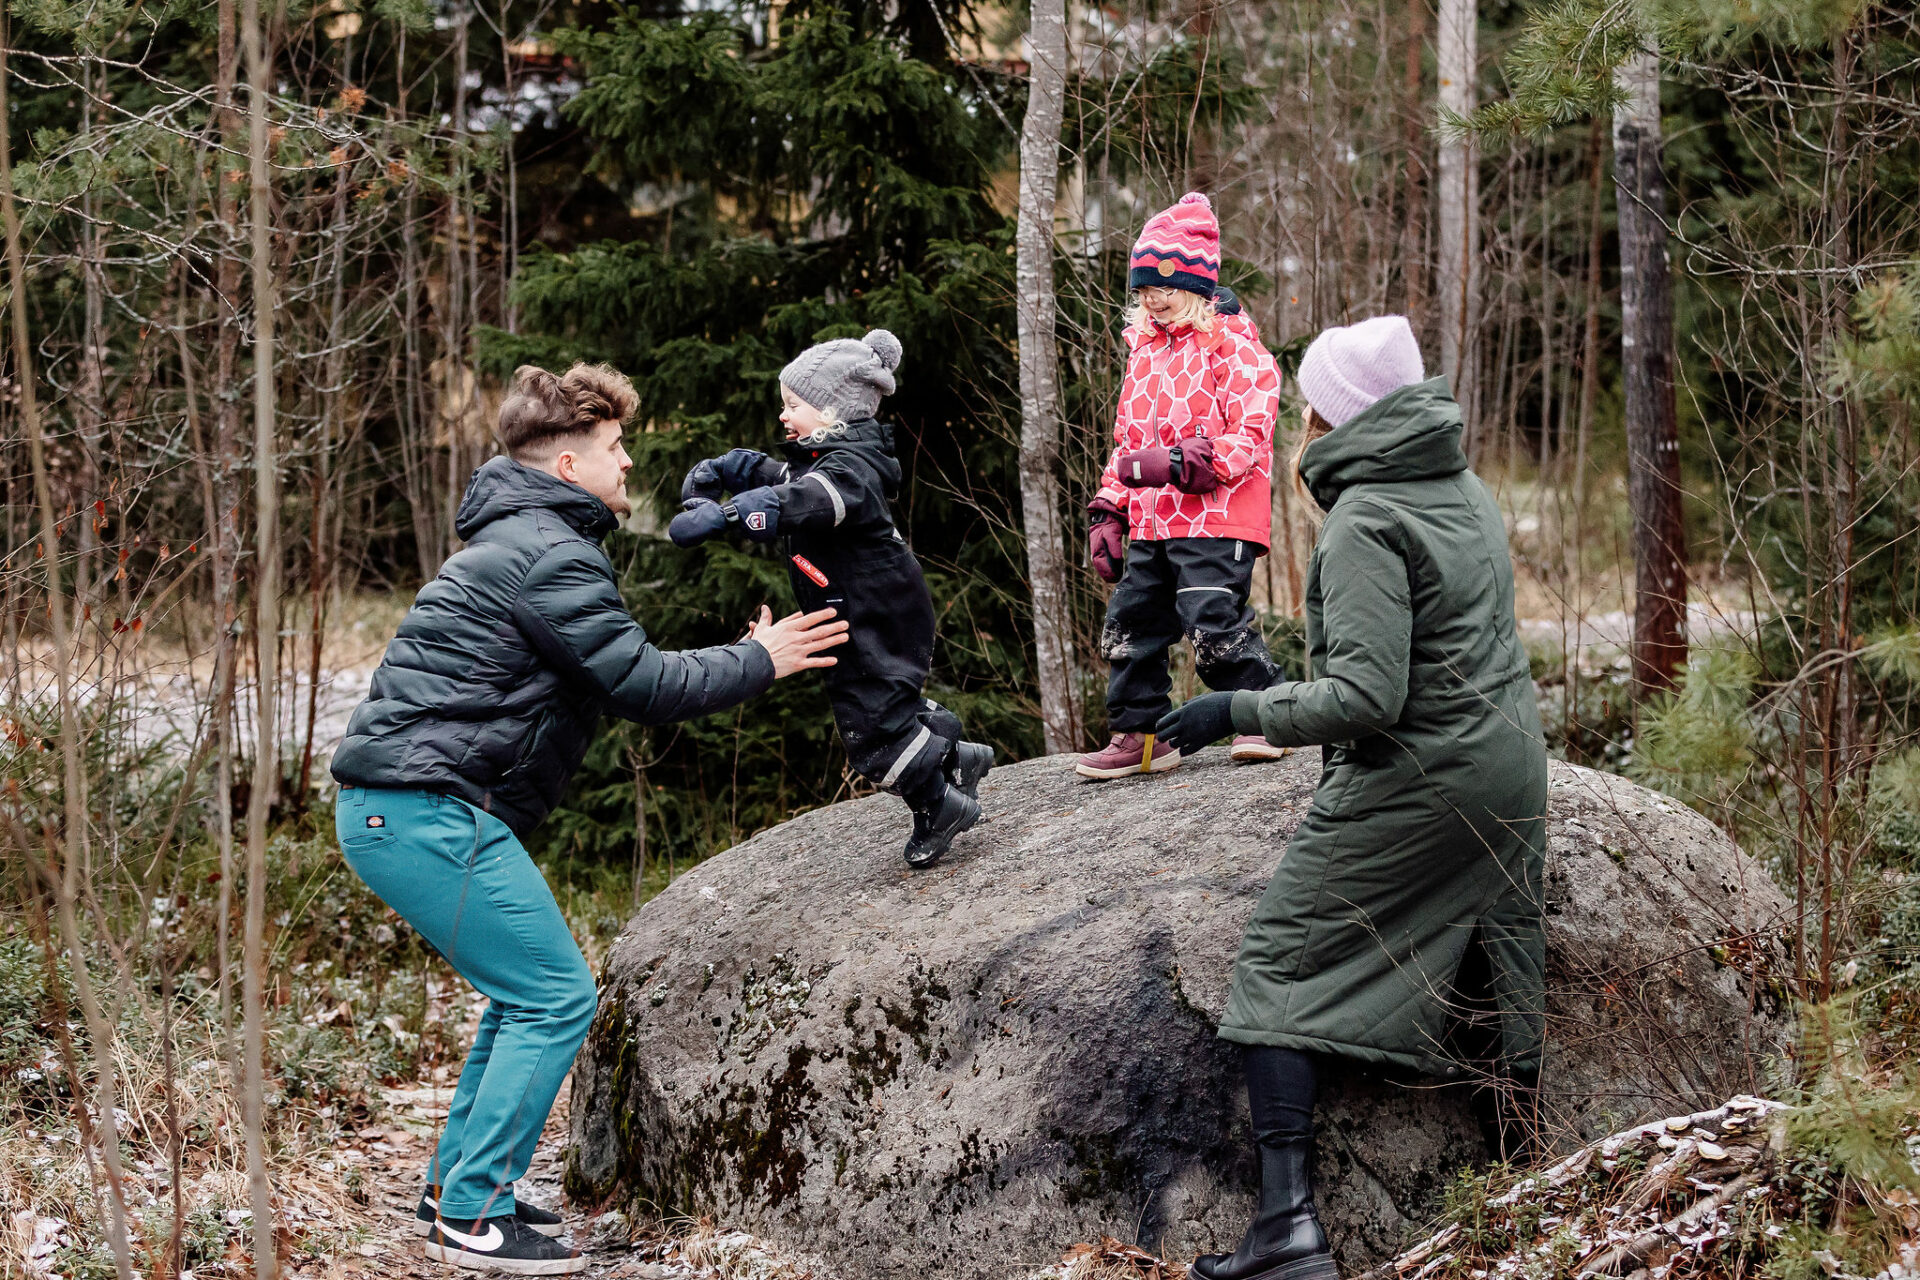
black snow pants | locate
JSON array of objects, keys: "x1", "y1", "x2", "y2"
[
  {"x1": 1101, "y1": 536, "x2": 1280, "y2": 733},
  {"x1": 788, "y1": 537, "x2": 958, "y2": 809}
]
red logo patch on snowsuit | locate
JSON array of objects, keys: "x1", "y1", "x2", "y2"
[{"x1": 1094, "y1": 311, "x2": 1282, "y2": 547}]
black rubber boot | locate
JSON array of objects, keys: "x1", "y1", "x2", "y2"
[
  {"x1": 948, "y1": 741, "x2": 994, "y2": 799},
  {"x1": 1191, "y1": 1048, "x2": 1339, "y2": 1280},
  {"x1": 903, "y1": 785, "x2": 981, "y2": 868}
]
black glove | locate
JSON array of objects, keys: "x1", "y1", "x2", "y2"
[
  {"x1": 1154, "y1": 691, "x2": 1239, "y2": 756},
  {"x1": 668, "y1": 498, "x2": 732, "y2": 548}
]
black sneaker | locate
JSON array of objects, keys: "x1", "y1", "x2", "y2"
[
  {"x1": 948, "y1": 741, "x2": 994, "y2": 799},
  {"x1": 423, "y1": 1214, "x2": 584, "y2": 1274},
  {"x1": 416, "y1": 1189, "x2": 565, "y2": 1239},
  {"x1": 903, "y1": 787, "x2": 981, "y2": 869}
]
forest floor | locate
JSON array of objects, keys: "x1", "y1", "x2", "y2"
[{"x1": 333, "y1": 1083, "x2": 841, "y2": 1280}]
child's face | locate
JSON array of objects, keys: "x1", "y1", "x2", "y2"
[
  {"x1": 1137, "y1": 285, "x2": 1193, "y2": 326},
  {"x1": 780, "y1": 385, "x2": 834, "y2": 440}
]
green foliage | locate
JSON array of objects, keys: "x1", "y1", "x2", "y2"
[
  {"x1": 1629, "y1": 644, "x2": 1759, "y2": 809},
  {"x1": 492, "y1": 0, "x2": 1247, "y2": 869},
  {"x1": 1836, "y1": 272, "x2": 1920, "y2": 408}
]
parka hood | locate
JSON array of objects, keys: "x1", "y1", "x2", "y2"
[
  {"x1": 781, "y1": 418, "x2": 903, "y2": 497},
  {"x1": 1298, "y1": 376, "x2": 1468, "y2": 511},
  {"x1": 454, "y1": 455, "x2": 619, "y2": 542}
]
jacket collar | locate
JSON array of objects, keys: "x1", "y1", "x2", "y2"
[{"x1": 454, "y1": 456, "x2": 620, "y2": 542}]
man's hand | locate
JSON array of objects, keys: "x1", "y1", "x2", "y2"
[{"x1": 748, "y1": 606, "x2": 848, "y2": 677}]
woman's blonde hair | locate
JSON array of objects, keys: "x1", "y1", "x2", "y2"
[
  {"x1": 1291, "y1": 406, "x2": 1335, "y2": 516},
  {"x1": 1124, "y1": 288, "x2": 1217, "y2": 335}
]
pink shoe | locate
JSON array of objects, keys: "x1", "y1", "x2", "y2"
[
  {"x1": 1074, "y1": 732, "x2": 1183, "y2": 780},
  {"x1": 1229, "y1": 734, "x2": 1291, "y2": 763}
]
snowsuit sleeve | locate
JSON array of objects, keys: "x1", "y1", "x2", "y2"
[
  {"x1": 1095, "y1": 438, "x2": 1128, "y2": 510},
  {"x1": 1205, "y1": 327, "x2": 1280, "y2": 484},
  {"x1": 771, "y1": 452, "x2": 891, "y2": 532},
  {"x1": 1230, "y1": 500, "x2": 1411, "y2": 744},
  {"x1": 511, "y1": 540, "x2": 775, "y2": 724}
]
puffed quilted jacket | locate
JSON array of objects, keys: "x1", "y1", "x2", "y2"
[
  {"x1": 1093, "y1": 310, "x2": 1283, "y2": 547},
  {"x1": 331, "y1": 457, "x2": 774, "y2": 836}
]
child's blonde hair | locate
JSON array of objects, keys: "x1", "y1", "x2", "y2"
[{"x1": 1124, "y1": 288, "x2": 1217, "y2": 335}]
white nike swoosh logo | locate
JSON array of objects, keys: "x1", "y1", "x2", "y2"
[{"x1": 438, "y1": 1222, "x2": 504, "y2": 1251}]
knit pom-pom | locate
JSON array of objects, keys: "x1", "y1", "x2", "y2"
[
  {"x1": 1178, "y1": 191, "x2": 1211, "y2": 207},
  {"x1": 863, "y1": 329, "x2": 903, "y2": 371}
]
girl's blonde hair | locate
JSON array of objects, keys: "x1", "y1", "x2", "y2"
[
  {"x1": 780, "y1": 382, "x2": 846, "y2": 441},
  {"x1": 1291, "y1": 406, "x2": 1335, "y2": 516},
  {"x1": 1124, "y1": 288, "x2": 1217, "y2": 335}
]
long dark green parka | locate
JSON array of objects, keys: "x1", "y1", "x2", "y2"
[{"x1": 1222, "y1": 378, "x2": 1548, "y2": 1077}]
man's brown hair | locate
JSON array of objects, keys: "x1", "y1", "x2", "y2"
[{"x1": 497, "y1": 362, "x2": 639, "y2": 460}]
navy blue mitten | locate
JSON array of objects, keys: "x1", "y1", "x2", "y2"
[
  {"x1": 681, "y1": 458, "x2": 726, "y2": 504},
  {"x1": 728, "y1": 486, "x2": 782, "y2": 542},
  {"x1": 715, "y1": 449, "x2": 774, "y2": 492},
  {"x1": 668, "y1": 498, "x2": 732, "y2": 548}
]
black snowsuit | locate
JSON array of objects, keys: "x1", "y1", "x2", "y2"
[
  {"x1": 1102, "y1": 536, "x2": 1282, "y2": 732},
  {"x1": 731, "y1": 421, "x2": 959, "y2": 805},
  {"x1": 332, "y1": 457, "x2": 774, "y2": 836}
]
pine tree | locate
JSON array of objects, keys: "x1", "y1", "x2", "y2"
[{"x1": 481, "y1": 1, "x2": 1034, "y2": 865}]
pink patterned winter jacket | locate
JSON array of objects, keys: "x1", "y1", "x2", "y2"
[{"x1": 1094, "y1": 310, "x2": 1282, "y2": 548}]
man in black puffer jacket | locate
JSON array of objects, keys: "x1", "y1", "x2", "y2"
[{"x1": 331, "y1": 363, "x2": 846, "y2": 1275}]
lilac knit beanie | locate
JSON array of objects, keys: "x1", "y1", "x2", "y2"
[{"x1": 1295, "y1": 315, "x2": 1425, "y2": 428}]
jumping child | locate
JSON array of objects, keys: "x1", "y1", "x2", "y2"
[
  {"x1": 1077, "y1": 192, "x2": 1287, "y2": 779},
  {"x1": 669, "y1": 329, "x2": 992, "y2": 868}
]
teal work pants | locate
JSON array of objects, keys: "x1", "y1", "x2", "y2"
[{"x1": 336, "y1": 787, "x2": 598, "y2": 1219}]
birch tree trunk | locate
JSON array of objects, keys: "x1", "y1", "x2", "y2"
[
  {"x1": 1612, "y1": 48, "x2": 1687, "y2": 695},
  {"x1": 1435, "y1": 0, "x2": 1479, "y2": 449},
  {"x1": 1016, "y1": 0, "x2": 1078, "y2": 754},
  {"x1": 241, "y1": 0, "x2": 281, "y2": 1269},
  {"x1": 0, "y1": 29, "x2": 136, "y2": 1280}
]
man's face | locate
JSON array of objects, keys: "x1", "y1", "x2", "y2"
[{"x1": 556, "y1": 419, "x2": 633, "y2": 517}]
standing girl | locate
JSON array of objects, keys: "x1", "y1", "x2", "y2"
[{"x1": 1077, "y1": 192, "x2": 1287, "y2": 779}]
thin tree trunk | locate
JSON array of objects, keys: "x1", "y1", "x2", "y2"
[
  {"x1": 298, "y1": 148, "x2": 353, "y2": 801},
  {"x1": 212, "y1": 0, "x2": 244, "y2": 1059},
  {"x1": 1016, "y1": 0, "x2": 1078, "y2": 754},
  {"x1": 1400, "y1": 0, "x2": 1429, "y2": 330},
  {"x1": 241, "y1": 0, "x2": 281, "y2": 1269},
  {"x1": 1612, "y1": 48, "x2": 1686, "y2": 695},
  {"x1": 1435, "y1": 0, "x2": 1479, "y2": 449},
  {"x1": 0, "y1": 28, "x2": 136, "y2": 1280}
]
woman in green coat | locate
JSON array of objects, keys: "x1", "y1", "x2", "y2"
[{"x1": 1156, "y1": 315, "x2": 1549, "y2": 1280}]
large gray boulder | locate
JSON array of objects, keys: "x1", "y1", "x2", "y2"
[{"x1": 566, "y1": 750, "x2": 1792, "y2": 1279}]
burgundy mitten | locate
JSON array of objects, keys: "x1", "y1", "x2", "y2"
[
  {"x1": 1088, "y1": 498, "x2": 1128, "y2": 583},
  {"x1": 1116, "y1": 447, "x2": 1177, "y2": 488},
  {"x1": 1173, "y1": 436, "x2": 1221, "y2": 495}
]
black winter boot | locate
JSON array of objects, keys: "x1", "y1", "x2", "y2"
[
  {"x1": 1191, "y1": 1048, "x2": 1339, "y2": 1280},
  {"x1": 903, "y1": 785, "x2": 981, "y2": 868},
  {"x1": 948, "y1": 741, "x2": 994, "y2": 799}
]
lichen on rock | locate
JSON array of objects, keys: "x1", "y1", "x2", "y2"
[{"x1": 568, "y1": 750, "x2": 1793, "y2": 1280}]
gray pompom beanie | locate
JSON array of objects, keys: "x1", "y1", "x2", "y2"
[{"x1": 779, "y1": 329, "x2": 903, "y2": 423}]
